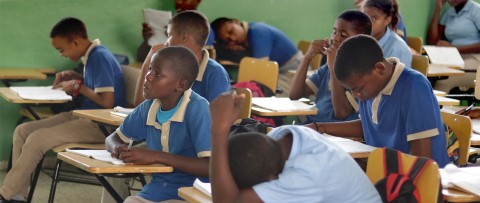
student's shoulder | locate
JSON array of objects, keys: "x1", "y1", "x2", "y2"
[
  {"x1": 399, "y1": 68, "x2": 432, "y2": 92},
  {"x1": 187, "y1": 91, "x2": 209, "y2": 106},
  {"x1": 207, "y1": 58, "x2": 228, "y2": 73},
  {"x1": 88, "y1": 45, "x2": 116, "y2": 61}
]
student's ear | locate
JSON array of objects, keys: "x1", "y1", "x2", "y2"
[
  {"x1": 176, "y1": 78, "x2": 189, "y2": 92},
  {"x1": 385, "y1": 15, "x2": 392, "y2": 27},
  {"x1": 373, "y1": 62, "x2": 386, "y2": 76}
]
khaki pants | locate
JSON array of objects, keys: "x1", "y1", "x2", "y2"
[
  {"x1": 0, "y1": 111, "x2": 105, "y2": 199},
  {"x1": 124, "y1": 196, "x2": 186, "y2": 203}
]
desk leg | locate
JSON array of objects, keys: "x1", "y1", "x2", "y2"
[
  {"x1": 48, "y1": 159, "x2": 63, "y2": 203},
  {"x1": 23, "y1": 105, "x2": 42, "y2": 120},
  {"x1": 95, "y1": 174, "x2": 124, "y2": 203},
  {"x1": 98, "y1": 124, "x2": 111, "y2": 137}
]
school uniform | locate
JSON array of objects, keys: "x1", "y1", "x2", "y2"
[
  {"x1": 191, "y1": 49, "x2": 231, "y2": 102},
  {"x1": 1, "y1": 39, "x2": 125, "y2": 200},
  {"x1": 252, "y1": 125, "x2": 381, "y2": 203},
  {"x1": 440, "y1": 0, "x2": 480, "y2": 46},
  {"x1": 378, "y1": 27, "x2": 412, "y2": 67},
  {"x1": 117, "y1": 89, "x2": 211, "y2": 201},
  {"x1": 359, "y1": 58, "x2": 449, "y2": 168},
  {"x1": 305, "y1": 64, "x2": 358, "y2": 123}
]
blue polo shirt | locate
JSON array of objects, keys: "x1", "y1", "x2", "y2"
[
  {"x1": 247, "y1": 22, "x2": 298, "y2": 67},
  {"x1": 440, "y1": 0, "x2": 480, "y2": 46},
  {"x1": 305, "y1": 64, "x2": 358, "y2": 123},
  {"x1": 359, "y1": 58, "x2": 449, "y2": 168},
  {"x1": 397, "y1": 14, "x2": 408, "y2": 42},
  {"x1": 192, "y1": 50, "x2": 231, "y2": 102},
  {"x1": 80, "y1": 39, "x2": 126, "y2": 109},
  {"x1": 253, "y1": 125, "x2": 381, "y2": 202},
  {"x1": 378, "y1": 27, "x2": 412, "y2": 67},
  {"x1": 117, "y1": 89, "x2": 211, "y2": 201}
]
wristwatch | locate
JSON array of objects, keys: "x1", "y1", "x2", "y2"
[{"x1": 72, "y1": 80, "x2": 83, "y2": 96}]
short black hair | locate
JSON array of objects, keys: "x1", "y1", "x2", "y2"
[
  {"x1": 334, "y1": 35, "x2": 384, "y2": 81},
  {"x1": 364, "y1": 0, "x2": 400, "y2": 31},
  {"x1": 50, "y1": 17, "x2": 88, "y2": 39},
  {"x1": 170, "y1": 10, "x2": 210, "y2": 46},
  {"x1": 337, "y1": 9, "x2": 372, "y2": 35},
  {"x1": 152, "y1": 46, "x2": 199, "y2": 88},
  {"x1": 210, "y1": 17, "x2": 235, "y2": 43},
  {"x1": 228, "y1": 132, "x2": 283, "y2": 189}
]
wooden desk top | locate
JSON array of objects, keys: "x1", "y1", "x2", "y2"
[
  {"x1": 0, "y1": 87, "x2": 69, "y2": 104},
  {"x1": 251, "y1": 106, "x2": 318, "y2": 117},
  {"x1": 433, "y1": 90, "x2": 446, "y2": 97},
  {"x1": 178, "y1": 187, "x2": 212, "y2": 203},
  {"x1": 443, "y1": 188, "x2": 480, "y2": 202},
  {"x1": 428, "y1": 64, "x2": 465, "y2": 77},
  {"x1": 58, "y1": 152, "x2": 173, "y2": 174},
  {"x1": 325, "y1": 135, "x2": 375, "y2": 159},
  {"x1": 0, "y1": 68, "x2": 47, "y2": 80},
  {"x1": 471, "y1": 133, "x2": 480, "y2": 146},
  {"x1": 73, "y1": 109, "x2": 125, "y2": 126},
  {"x1": 436, "y1": 96, "x2": 460, "y2": 106}
]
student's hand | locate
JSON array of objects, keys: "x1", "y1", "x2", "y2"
[
  {"x1": 436, "y1": 0, "x2": 445, "y2": 9},
  {"x1": 111, "y1": 144, "x2": 128, "y2": 159},
  {"x1": 325, "y1": 42, "x2": 340, "y2": 73},
  {"x1": 52, "y1": 70, "x2": 76, "y2": 88},
  {"x1": 209, "y1": 91, "x2": 245, "y2": 131},
  {"x1": 437, "y1": 40, "x2": 453, "y2": 47},
  {"x1": 142, "y1": 23, "x2": 153, "y2": 41},
  {"x1": 118, "y1": 147, "x2": 160, "y2": 165},
  {"x1": 305, "y1": 39, "x2": 329, "y2": 61},
  {"x1": 455, "y1": 108, "x2": 480, "y2": 119},
  {"x1": 55, "y1": 80, "x2": 77, "y2": 94}
]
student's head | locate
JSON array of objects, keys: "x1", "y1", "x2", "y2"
[
  {"x1": 330, "y1": 10, "x2": 372, "y2": 47},
  {"x1": 211, "y1": 17, "x2": 246, "y2": 46},
  {"x1": 143, "y1": 46, "x2": 199, "y2": 100},
  {"x1": 362, "y1": 0, "x2": 399, "y2": 40},
  {"x1": 446, "y1": 0, "x2": 468, "y2": 7},
  {"x1": 334, "y1": 35, "x2": 387, "y2": 101},
  {"x1": 166, "y1": 10, "x2": 210, "y2": 48},
  {"x1": 228, "y1": 132, "x2": 284, "y2": 189},
  {"x1": 50, "y1": 17, "x2": 89, "y2": 61}
]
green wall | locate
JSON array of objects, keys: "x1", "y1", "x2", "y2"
[{"x1": 1, "y1": 0, "x2": 479, "y2": 161}]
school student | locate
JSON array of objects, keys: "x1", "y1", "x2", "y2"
[
  {"x1": 0, "y1": 17, "x2": 126, "y2": 203},
  {"x1": 362, "y1": 0, "x2": 412, "y2": 66},
  {"x1": 290, "y1": 10, "x2": 372, "y2": 123},
  {"x1": 308, "y1": 35, "x2": 449, "y2": 168},
  {"x1": 105, "y1": 46, "x2": 211, "y2": 202},
  {"x1": 135, "y1": 10, "x2": 230, "y2": 105},
  {"x1": 209, "y1": 92, "x2": 381, "y2": 203}
]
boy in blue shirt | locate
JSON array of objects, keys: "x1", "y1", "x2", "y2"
[
  {"x1": 308, "y1": 35, "x2": 449, "y2": 168},
  {"x1": 0, "y1": 17, "x2": 125, "y2": 203},
  {"x1": 106, "y1": 46, "x2": 211, "y2": 202},
  {"x1": 209, "y1": 93, "x2": 381, "y2": 203}
]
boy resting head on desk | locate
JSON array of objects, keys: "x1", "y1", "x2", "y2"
[
  {"x1": 209, "y1": 92, "x2": 381, "y2": 203},
  {"x1": 307, "y1": 35, "x2": 450, "y2": 168},
  {"x1": 105, "y1": 46, "x2": 211, "y2": 202}
]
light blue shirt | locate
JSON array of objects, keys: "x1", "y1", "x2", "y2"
[
  {"x1": 156, "y1": 96, "x2": 183, "y2": 124},
  {"x1": 252, "y1": 125, "x2": 381, "y2": 203},
  {"x1": 378, "y1": 27, "x2": 412, "y2": 67},
  {"x1": 440, "y1": 0, "x2": 480, "y2": 46}
]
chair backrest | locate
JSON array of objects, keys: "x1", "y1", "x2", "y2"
[
  {"x1": 121, "y1": 65, "x2": 141, "y2": 108},
  {"x1": 238, "y1": 57, "x2": 279, "y2": 93},
  {"x1": 366, "y1": 148, "x2": 441, "y2": 203},
  {"x1": 407, "y1": 36, "x2": 423, "y2": 54},
  {"x1": 297, "y1": 40, "x2": 321, "y2": 70},
  {"x1": 441, "y1": 111, "x2": 472, "y2": 166},
  {"x1": 232, "y1": 87, "x2": 252, "y2": 122},
  {"x1": 411, "y1": 55, "x2": 429, "y2": 76}
]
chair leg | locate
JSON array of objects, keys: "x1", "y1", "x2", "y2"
[
  {"x1": 95, "y1": 174, "x2": 124, "y2": 203},
  {"x1": 48, "y1": 159, "x2": 63, "y2": 203},
  {"x1": 139, "y1": 175, "x2": 147, "y2": 186},
  {"x1": 6, "y1": 145, "x2": 12, "y2": 172},
  {"x1": 27, "y1": 157, "x2": 44, "y2": 203}
]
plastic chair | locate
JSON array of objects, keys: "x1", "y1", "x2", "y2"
[
  {"x1": 411, "y1": 55, "x2": 429, "y2": 77},
  {"x1": 441, "y1": 111, "x2": 472, "y2": 166},
  {"x1": 121, "y1": 65, "x2": 141, "y2": 108},
  {"x1": 407, "y1": 36, "x2": 423, "y2": 54},
  {"x1": 237, "y1": 57, "x2": 279, "y2": 94},
  {"x1": 366, "y1": 148, "x2": 441, "y2": 203},
  {"x1": 297, "y1": 40, "x2": 321, "y2": 70},
  {"x1": 232, "y1": 87, "x2": 252, "y2": 123}
]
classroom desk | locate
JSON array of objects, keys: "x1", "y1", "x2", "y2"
[
  {"x1": 443, "y1": 188, "x2": 480, "y2": 202},
  {"x1": 427, "y1": 64, "x2": 466, "y2": 77},
  {"x1": 433, "y1": 90, "x2": 446, "y2": 97},
  {"x1": 471, "y1": 133, "x2": 480, "y2": 146},
  {"x1": 58, "y1": 152, "x2": 173, "y2": 202},
  {"x1": 73, "y1": 109, "x2": 125, "y2": 127},
  {"x1": 178, "y1": 187, "x2": 212, "y2": 203},
  {"x1": 436, "y1": 96, "x2": 461, "y2": 106},
  {"x1": 251, "y1": 106, "x2": 318, "y2": 117},
  {"x1": 0, "y1": 68, "x2": 47, "y2": 87}
]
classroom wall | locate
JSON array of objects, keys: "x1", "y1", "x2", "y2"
[{"x1": 1, "y1": 0, "x2": 479, "y2": 162}]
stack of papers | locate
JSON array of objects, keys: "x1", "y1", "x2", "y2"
[
  {"x1": 423, "y1": 45, "x2": 465, "y2": 69},
  {"x1": 252, "y1": 97, "x2": 315, "y2": 112},
  {"x1": 66, "y1": 149, "x2": 125, "y2": 165},
  {"x1": 10, "y1": 86, "x2": 72, "y2": 100},
  {"x1": 440, "y1": 164, "x2": 480, "y2": 196},
  {"x1": 193, "y1": 178, "x2": 211, "y2": 197},
  {"x1": 110, "y1": 106, "x2": 134, "y2": 118},
  {"x1": 143, "y1": 8, "x2": 172, "y2": 46}
]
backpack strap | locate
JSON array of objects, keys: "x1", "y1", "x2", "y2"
[
  {"x1": 406, "y1": 157, "x2": 432, "y2": 185},
  {"x1": 383, "y1": 148, "x2": 403, "y2": 175}
]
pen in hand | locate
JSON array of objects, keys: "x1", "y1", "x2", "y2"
[
  {"x1": 461, "y1": 102, "x2": 476, "y2": 115},
  {"x1": 127, "y1": 137, "x2": 133, "y2": 151}
]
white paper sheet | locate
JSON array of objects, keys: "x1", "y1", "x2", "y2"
[
  {"x1": 66, "y1": 149, "x2": 125, "y2": 165},
  {"x1": 10, "y1": 86, "x2": 72, "y2": 101},
  {"x1": 252, "y1": 97, "x2": 315, "y2": 112},
  {"x1": 423, "y1": 45, "x2": 465, "y2": 69},
  {"x1": 143, "y1": 8, "x2": 172, "y2": 46},
  {"x1": 193, "y1": 178, "x2": 212, "y2": 197}
]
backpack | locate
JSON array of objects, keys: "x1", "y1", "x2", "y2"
[
  {"x1": 232, "y1": 81, "x2": 277, "y2": 126},
  {"x1": 445, "y1": 124, "x2": 460, "y2": 166},
  {"x1": 374, "y1": 148, "x2": 442, "y2": 203},
  {"x1": 229, "y1": 118, "x2": 272, "y2": 136}
]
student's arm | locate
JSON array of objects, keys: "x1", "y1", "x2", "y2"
[
  {"x1": 136, "y1": 23, "x2": 153, "y2": 62},
  {"x1": 409, "y1": 138, "x2": 432, "y2": 158},
  {"x1": 427, "y1": 0, "x2": 445, "y2": 45},
  {"x1": 325, "y1": 43, "x2": 355, "y2": 119},
  {"x1": 289, "y1": 40, "x2": 327, "y2": 100},
  {"x1": 52, "y1": 70, "x2": 83, "y2": 88},
  {"x1": 437, "y1": 41, "x2": 480, "y2": 54},
  {"x1": 210, "y1": 93, "x2": 263, "y2": 203},
  {"x1": 105, "y1": 132, "x2": 126, "y2": 154},
  {"x1": 456, "y1": 108, "x2": 480, "y2": 119},
  {"x1": 79, "y1": 89, "x2": 115, "y2": 109},
  {"x1": 306, "y1": 119, "x2": 363, "y2": 138},
  {"x1": 134, "y1": 44, "x2": 166, "y2": 106}
]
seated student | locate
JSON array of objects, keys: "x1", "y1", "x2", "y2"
[
  {"x1": 290, "y1": 10, "x2": 372, "y2": 123},
  {"x1": 105, "y1": 46, "x2": 211, "y2": 202},
  {"x1": 209, "y1": 92, "x2": 381, "y2": 203},
  {"x1": 135, "y1": 10, "x2": 230, "y2": 105},
  {"x1": 362, "y1": 0, "x2": 412, "y2": 66},
  {"x1": 0, "y1": 17, "x2": 126, "y2": 203},
  {"x1": 307, "y1": 35, "x2": 449, "y2": 168}
]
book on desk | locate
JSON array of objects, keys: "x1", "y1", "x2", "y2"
[
  {"x1": 10, "y1": 86, "x2": 72, "y2": 100},
  {"x1": 193, "y1": 178, "x2": 212, "y2": 197},
  {"x1": 110, "y1": 106, "x2": 134, "y2": 118},
  {"x1": 252, "y1": 97, "x2": 315, "y2": 112},
  {"x1": 423, "y1": 45, "x2": 466, "y2": 70},
  {"x1": 441, "y1": 165, "x2": 480, "y2": 196},
  {"x1": 65, "y1": 149, "x2": 125, "y2": 165}
]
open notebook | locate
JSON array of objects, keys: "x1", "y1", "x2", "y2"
[
  {"x1": 423, "y1": 45, "x2": 465, "y2": 69},
  {"x1": 10, "y1": 86, "x2": 72, "y2": 100},
  {"x1": 440, "y1": 164, "x2": 480, "y2": 196},
  {"x1": 66, "y1": 149, "x2": 125, "y2": 165},
  {"x1": 193, "y1": 178, "x2": 211, "y2": 197},
  {"x1": 110, "y1": 106, "x2": 134, "y2": 118},
  {"x1": 252, "y1": 97, "x2": 315, "y2": 112}
]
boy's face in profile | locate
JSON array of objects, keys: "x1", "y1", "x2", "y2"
[
  {"x1": 165, "y1": 24, "x2": 183, "y2": 47},
  {"x1": 51, "y1": 36, "x2": 83, "y2": 61},
  {"x1": 330, "y1": 19, "x2": 361, "y2": 47},
  {"x1": 143, "y1": 57, "x2": 181, "y2": 100},
  {"x1": 340, "y1": 69, "x2": 384, "y2": 101}
]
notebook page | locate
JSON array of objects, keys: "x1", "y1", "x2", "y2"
[
  {"x1": 423, "y1": 45, "x2": 465, "y2": 69},
  {"x1": 10, "y1": 86, "x2": 72, "y2": 100},
  {"x1": 143, "y1": 8, "x2": 172, "y2": 46},
  {"x1": 252, "y1": 97, "x2": 315, "y2": 112},
  {"x1": 66, "y1": 149, "x2": 125, "y2": 165},
  {"x1": 193, "y1": 178, "x2": 212, "y2": 197},
  {"x1": 440, "y1": 165, "x2": 480, "y2": 196}
]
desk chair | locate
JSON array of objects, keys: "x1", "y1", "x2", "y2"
[
  {"x1": 238, "y1": 57, "x2": 279, "y2": 94},
  {"x1": 411, "y1": 55, "x2": 429, "y2": 77},
  {"x1": 366, "y1": 148, "x2": 441, "y2": 203},
  {"x1": 441, "y1": 111, "x2": 472, "y2": 166},
  {"x1": 297, "y1": 40, "x2": 321, "y2": 70},
  {"x1": 407, "y1": 36, "x2": 423, "y2": 54},
  {"x1": 232, "y1": 87, "x2": 252, "y2": 124}
]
